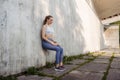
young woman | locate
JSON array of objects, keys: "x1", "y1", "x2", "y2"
[{"x1": 41, "y1": 15, "x2": 65, "y2": 71}]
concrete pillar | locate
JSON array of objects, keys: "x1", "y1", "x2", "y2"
[{"x1": 104, "y1": 24, "x2": 119, "y2": 48}]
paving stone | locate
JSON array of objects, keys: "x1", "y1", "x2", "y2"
[
  {"x1": 83, "y1": 56, "x2": 94, "y2": 60},
  {"x1": 111, "y1": 61, "x2": 120, "y2": 69},
  {"x1": 100, "y1": 51, "x2": 113, "y2": 54},
  {"x1": 17, "y1": 75, "x2": 26, "y2": 80},
  {"x1": 77, "y1": 62, "x2": 108, "y2": 73},
  {"x1": 97, "y1": 53, "x2": 113, "y2": 59},
  {"x1": 61, "y1": 70, "x2": 104, "y2": 80},
  {"x1": 114, "y1": 53, "x2": 120, "y2": 58},
  {"x1": 114, "y1": 50, "x2": 120, "y2": 54},
  {"x1": 108, "y1": 48, "x2": 120, "y2": 54},
  {"x1": 113, "y1": 58, "x2": 120, "y2": 62},
  {"x1": 100, "y1": 48, "x2": 117, "y2": 54},
  {"x1": 102, "y1": 53, "x2": 113, "y2": 57},
  {"x1": 17, "y1": 75, "x2": 53, "y2": 80},
  {"x1": 68, "y1": 59, "x2": 87, "y2": 65},
  {"x1": 93, "y1": 58, "x2": 109, "y2": 64},
  {"x1": 39, "y1": 65, "x2": 77, "y2": 77},
  {"x1": 107, "y1": 69, "x2": 120, "y2": 80},
  {"x1": 97, "y1": 56, "x2": 111, "y2": 59}
]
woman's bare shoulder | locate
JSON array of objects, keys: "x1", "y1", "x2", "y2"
[{"x1": 42, "y1": 25, "x2": 47, "y2": 29}]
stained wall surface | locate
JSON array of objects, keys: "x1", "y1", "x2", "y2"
[{"x1": 0, "y1": 0, "x2": 105, "y2": 75}]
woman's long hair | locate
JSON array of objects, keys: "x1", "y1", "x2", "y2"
[
  {"x1": 43, "y1": 15, "x2": 53, "y2": 25},
  {"x1": 40, "y1": 15, "x2": 53, "y2": 40}
]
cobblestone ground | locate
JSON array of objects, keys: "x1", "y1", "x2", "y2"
[{"x1": 17, "y1": 48, "x2": 120, "y2": 80}]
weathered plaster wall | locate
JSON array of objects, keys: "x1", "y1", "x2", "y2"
[{"x1": 0, "y1": 0, "x2": 105, "y2": 75}]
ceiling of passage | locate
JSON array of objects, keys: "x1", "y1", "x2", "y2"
[{"x1": 93, "y1": 0, "x2": 120, "y2": 19}]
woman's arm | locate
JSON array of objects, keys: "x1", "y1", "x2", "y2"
[{"x1": 50, "y1": 39, "x2": 57, "y2": 43}]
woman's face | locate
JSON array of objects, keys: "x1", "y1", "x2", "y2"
[{"x1": 47, "y1": 17, "x2": 53, "y2": 24}]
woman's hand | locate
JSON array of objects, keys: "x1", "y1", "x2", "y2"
[
  {"x1": 51, "y1": 42, "x2": 59, "y2": 46},
  {"x1": 54, "y1": 42, "x2": 59, "y2": 46}
]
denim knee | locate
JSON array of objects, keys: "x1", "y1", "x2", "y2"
[
  {"x1": 55, "y1": 47, "x2": 61, "y2": 52},
  {"x1": 59, "y1": 47, "x2": 63, "y2": 53}
]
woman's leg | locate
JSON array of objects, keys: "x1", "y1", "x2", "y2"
[
  {"x1": 42, "y1": 40, "x2": 62, "y2": 67},
  {"x1": 57, "y1": 46, "x2": 64, "y2": 66}
]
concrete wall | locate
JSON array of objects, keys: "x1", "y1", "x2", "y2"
[
  {"x1": 0, "y1": 0, "x2": 105, "y2": 75},
  {"x1": 104, "y1": 24, "x2": 119, "y2": 48}
]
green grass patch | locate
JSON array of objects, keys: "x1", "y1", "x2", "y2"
[
  {"x1": 45, "y1": 62, "x2": 55, "y2": 68},
  {"x1": 63, "y1": 53, "x2": 91, "y2": 63},
  {"x1": 0, "y1": 75, "x2": 17, "y2": 80},
  {"x1": 25, "y1": 67, "x2": 39, "y2": 75}
]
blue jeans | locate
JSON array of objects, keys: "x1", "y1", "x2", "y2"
[{"x1": 42, "y1": 39, "x2": 63, "y2": 64}]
